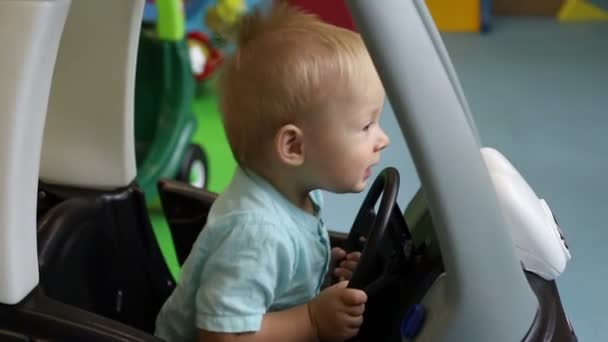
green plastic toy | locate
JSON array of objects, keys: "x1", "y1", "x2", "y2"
[{"x1": 135, "y1": 0, "x2": 208, "y2": 203}]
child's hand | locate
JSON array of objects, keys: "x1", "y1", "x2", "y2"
[
  {"x1": 331, "y1": 247, "x2": 362, "y2": 281},
  {"x1": 308, "y1": 280, "x2": 367, "y2": 341}
]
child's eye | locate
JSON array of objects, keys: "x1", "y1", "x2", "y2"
[{"x1": 363, "y1": 123, "x2": 373, "y2": 131}]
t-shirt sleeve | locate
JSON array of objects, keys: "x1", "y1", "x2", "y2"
[{"x1": 194, "y1": 217, "x2": 293, "y2": 333}]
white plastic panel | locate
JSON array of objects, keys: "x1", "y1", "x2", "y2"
[
  {"x1": 0, "y1": 0, "x2": 71, "y2": 305},
  {"x1": 482, "y1": 147, "x2": 571, "y2": 280},
  {"x1": 40, "y1": 0, "x2": 145, "y2": 190}
]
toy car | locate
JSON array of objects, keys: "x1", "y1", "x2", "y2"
[
  {"x1": 0, "y1": 0, "x2": 576, "y2": 341},
  {"x1": 136, "y1": 0, "x2": 209, "y2": 204}
]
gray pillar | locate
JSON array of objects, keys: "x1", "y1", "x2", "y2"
[{"x1": 346, "y1": 1, "x2": 538, "y2": 340}]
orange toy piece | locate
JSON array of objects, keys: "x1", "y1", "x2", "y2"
[{"x1": 425, "y1": 0, "x2": 482, "y2": 32}]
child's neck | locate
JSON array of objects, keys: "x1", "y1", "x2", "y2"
[{"x1": 255, "y1": 167, "x2": 315, "y2": 215}]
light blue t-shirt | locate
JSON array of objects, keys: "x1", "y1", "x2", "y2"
[{"x1": 155, "y1": 168, "x2": 330, "y2": 341}]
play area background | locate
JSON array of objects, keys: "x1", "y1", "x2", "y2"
[{"x1": 144, "y1": 1, "x2": 608, "y2": 340}]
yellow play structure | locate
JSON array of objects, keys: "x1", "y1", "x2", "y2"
[
  {"x1": 424, "y1": 0, "x2": 608, "y2": 33},
  {"x1": 558, "y1": 0, "x2": 608, "y2": 21}
]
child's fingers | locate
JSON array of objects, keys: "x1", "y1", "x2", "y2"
[
  {"x1": 334, "y1": 280, "x2": 349, "y2": 289},
  {"x1": 344, "y1": 303, "x2": 366, "y2": 317},
  {"x1": 343, "y1": 312, "x2": 364, "y2": 328},
  {"x1": 331, "y1": 247, "x2": 347, "y2": 262},
  {"x1": 340, "y1": 288, "x2": 368, "y2": 305},
  {"x1": 334, "y1": 267, "x2": 352, "y2": 280},
  {"x1": 340, "y1": 327, "x2": 361, "y2": 341},
  {"x1": 340, "y1": 260, "x2": 358, "y2": 271},
  {"x1": 346, "y1": 251, "x2": 361, "y2": 261}
]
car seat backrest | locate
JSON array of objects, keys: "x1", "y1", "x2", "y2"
[
  {"x1": 37, "y1": 185, "x2": 175, "y2": 333},
  {"x1": 158, "y1": 179, "x2": 217, "y2": 265},
  {"x1": 40, "y1": 0, "x2": 145, "y2": 190}
]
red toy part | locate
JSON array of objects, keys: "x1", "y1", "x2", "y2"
[
  {"x1": 187, "y1": 31, "x2": 223, "y2": 82},
  {"x1": 286, "y1": 0, "x2": 357, "y2": 31}
]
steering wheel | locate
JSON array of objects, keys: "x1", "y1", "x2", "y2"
[{"x1": 346, "y1": 167, "x2": 400, "y2": 291}]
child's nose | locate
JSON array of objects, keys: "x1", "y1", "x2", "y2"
[{"x1": 374, "y1": 128, "x2": 390, "y2": 152}]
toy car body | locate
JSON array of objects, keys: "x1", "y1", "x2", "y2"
[{"x1": 0, "y1": 0, "x2": 576, "y2": 341}]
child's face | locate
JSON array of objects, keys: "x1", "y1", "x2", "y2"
[{"x1": 304, "y1": 70, "x2": 389, "y2": 193}]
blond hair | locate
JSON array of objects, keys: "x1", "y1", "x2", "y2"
[{"x1": 217, "y1": 2, "x2": 372, "y2": 168}]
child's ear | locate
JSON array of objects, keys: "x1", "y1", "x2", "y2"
[{"x1": 275, "y1": 124, "x2": 305, "y2": 166}]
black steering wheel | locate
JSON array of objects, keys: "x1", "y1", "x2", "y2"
[{"x1": 346, "y1": 167, "x2": 400, "y2": 291}]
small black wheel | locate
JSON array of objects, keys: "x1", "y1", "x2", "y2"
[{"x1": 177, "y1": 144, "x2": 208, "y2": 189}]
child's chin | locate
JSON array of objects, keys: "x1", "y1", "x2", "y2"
[
  {"x1": 329, "y1": 180, "x2": 368, "y2": 194},
  {"x1": 352, "y1": 181, "x2": 368, "y2": 193}
]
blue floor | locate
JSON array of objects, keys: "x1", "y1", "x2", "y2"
[{"x1": 323, "y1": 17, "x2": 608, "y2": 340}]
